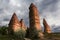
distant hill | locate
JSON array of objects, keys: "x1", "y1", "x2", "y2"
[
  {"x1": 52, "y1": 25, "x2": 60, "y2": 33},
  {"x1": 42, "y1": 25, "x2": 60, "y2": 33}
]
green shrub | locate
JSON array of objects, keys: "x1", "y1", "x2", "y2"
[
  {"x1": 0, "y1": 26, "x2": 8, "y2": 35},
  {"x1": 14, "y1": 28, "x2": 26, "y2": 40},
  {"x1": 28, "y1": 27, "x2": 41, "y2": 40}
]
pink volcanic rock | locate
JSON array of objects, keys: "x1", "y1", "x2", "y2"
[
  {"x1": 20, "y1": 19, "x2": 27, "y2": 31},
  {"x1": 29, "y1": 3, "x2": 44, "y2": 39},
  {"x1": 29, "y1": 3, "x2": 41, "y2": 30},
  {"x1": 8, "y1": 13, "x2": 21, "y2": 34},
  {"x1": 43, "y1": 18, "x2": 51, "y2": 33}
]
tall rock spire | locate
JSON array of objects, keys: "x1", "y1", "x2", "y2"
[
  {"x1": 29, "y1": 3, "x2": 41, "y2": 30},
  {"x1": 28, "y1": 3, "x2": 43, "y2": 39},
  {"x1": 20, "y1": 19, "x2": 27, "y2": 31},
  {"x1": 8, "y1": 13, "x2": 20, "y2": 34},
  {"x1": 43, "y1": 18, "x2": 51, "y2": 33}
]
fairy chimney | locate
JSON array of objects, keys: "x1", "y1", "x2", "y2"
[
  {"x1": 29, "y1": 3, "x2": 44, "y2": 39},
  {"x1": 20, "y1": 19, "x2": 27, "y2": 31},
  {"x1": 43, "y1": 18, "x2": 51, "y2": 33},
  {"x1": 8, "y1": 13, "x2": 21, "y2": 34},
  {"x1": 29, "y1": 3, "x2": 41, "y2": 30}
]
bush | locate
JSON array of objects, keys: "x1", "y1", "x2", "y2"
[
  {"x1": 28, "y1": 27, "x2": 41, "y2": 40},
  {"x1": 0, "y1": 26, "x2": 8, "y2": 35},
  {"x1": 14, "y1": 28, "x2": 26, "y2": 40}
]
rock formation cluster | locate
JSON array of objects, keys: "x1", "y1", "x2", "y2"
[
  {"x1": 8, "y1": 3, "x2": 51, "y2": 39},
  {"x1": 8, "y1": 13, "x2": 26, "y2": 34}
]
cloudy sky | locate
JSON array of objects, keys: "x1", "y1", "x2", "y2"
[{"x1": 0, "y1": 0, "x2": 60, "y2": 27}]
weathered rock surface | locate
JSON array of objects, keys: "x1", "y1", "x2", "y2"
[
  {"x1": 20, "y1": 19, "x2": 27, "y2": 31},
  {"x1": 28, "y1": 3, "x2": 44, "y2": 39},
  {"x1": 8, "y1": 13, "x2": 21, "y2": 34},
  {"x1": 29, "y1": 3, "x2": 41, "y2": 30},
  {"x1": 43, "y1": 18, "x2": 51, "y2": 33}
]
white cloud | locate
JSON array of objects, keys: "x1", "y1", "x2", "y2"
[{"x1": 9, "y1": 0, "x2": 21, "y2": 7}]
